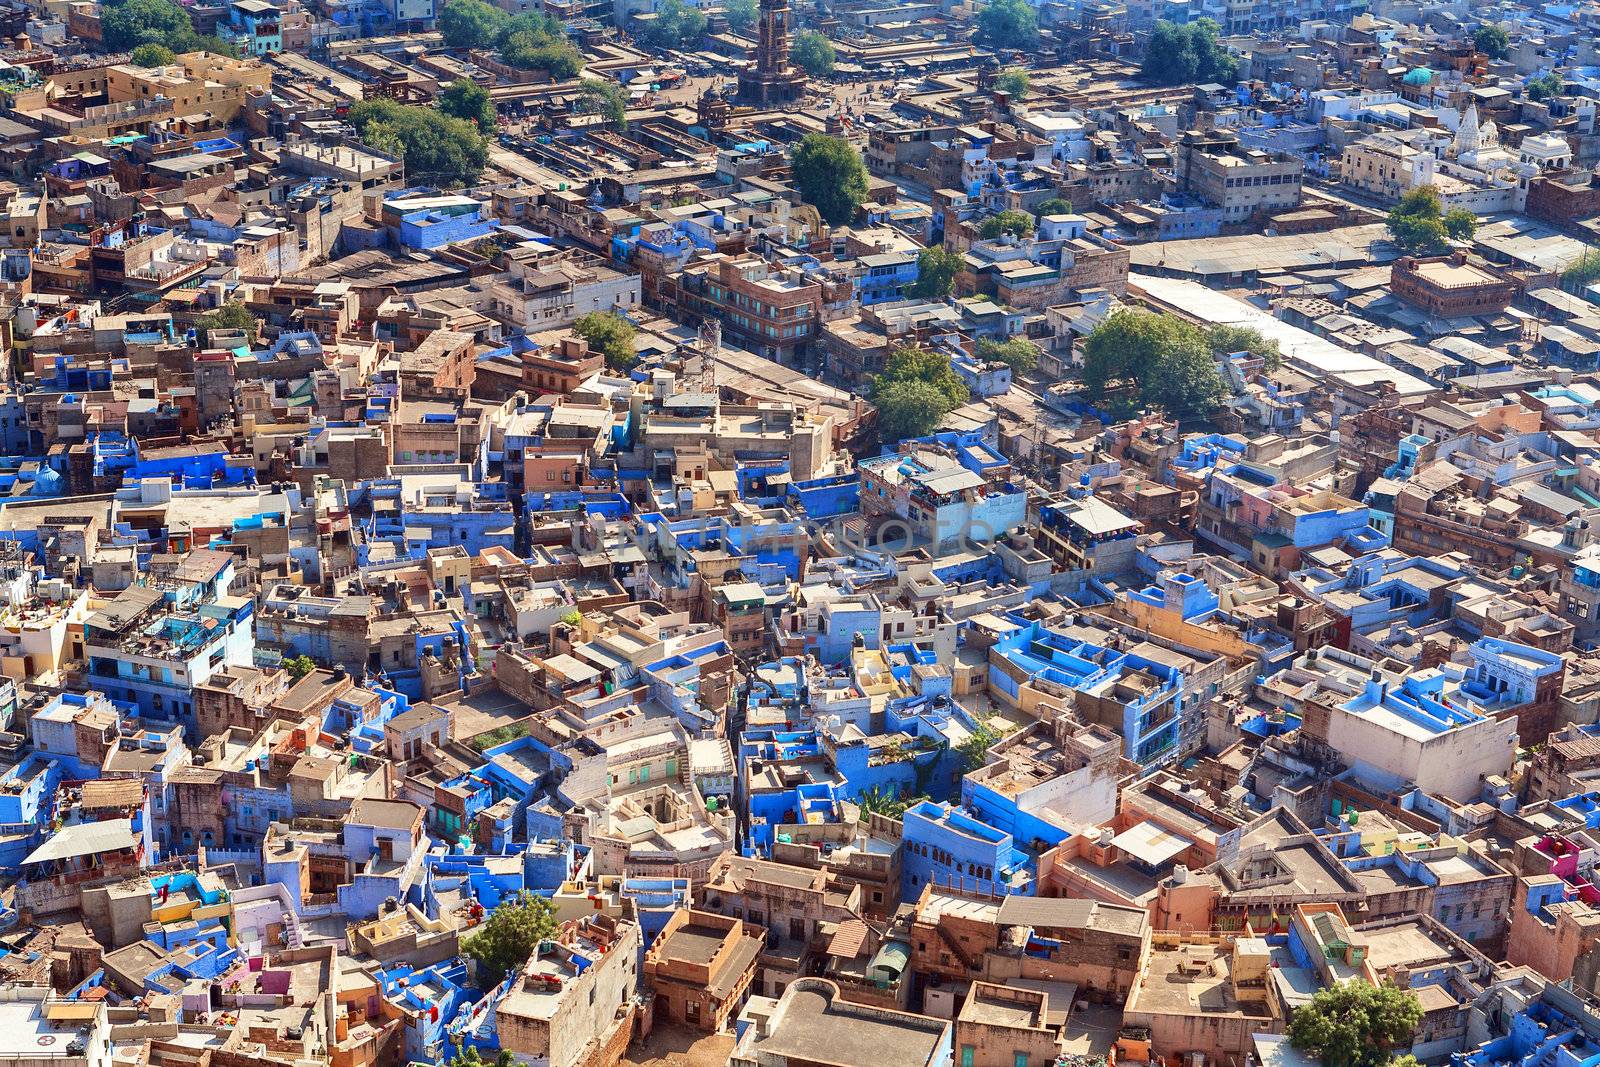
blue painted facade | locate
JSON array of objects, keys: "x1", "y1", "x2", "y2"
[
  {"x1": 856, "y1": 252, "x2": 918, "y2": 306},
  {"x1": 902, "y1": 800, "x2": 1033, "y2": 898},
  {"x1": 84, "y1": 580, "x2": 256, "y2": 731},
  {"x1": 989, "y1": 618, "x2": 1188, "y2": 765}
]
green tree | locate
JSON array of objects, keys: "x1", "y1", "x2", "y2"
[
  {"x1": 439, "y1": 78, "x2": 496, "y2": 131},
  {"x1": 1527, "y1": 72, "x2": 1565, "y2": 101},
  {"x1": 130, "y1": 43, "x2": 177, "y2": 66},
  {"x1": 499, "y1": 30, "x2": 583, "y2": 77},
  {"x1": 1083, "y1": 307, "x2": 1161, "y2": 398},
  {"x1": 978, "y1": 209, "x2": 1034, "y2": 240},
  {"x1": 446, "y1": 1047, "x2": 514, "y2": 1067},
  {"x1": 576, "y1": 78, "x2": 628, "y2": 127},
  {"x1": 724, "y1": 0, "x2": 758, "y2": 32},
  {"x1": 283, "y1": 655, "x2": 317, "y2": 680},
  {"x1": 875, "y1": 380, "x2": 954, "y2": 442},
  {"x1": 1563, "y1": 249, "x2": 1600, "y2": 293},
  {"x1": 792, "y1": 30, "x2": 835, "y2": 77},
  {"x1": 908, "y1": 246, "x2": 964, "y2": 300},
  {"x1": 958, "y1": 722, "x2": 1002, "y2": 770},
  {"x1": 876, "y1": 345, "x2": 968, "y2": 409},
  {"x1": 1473, "y1": 24, "x2": 1510, "y2": 60},
  {"x1": 573, "y1": 311, "x2": 637, "y2": 371},
  {"x1": 791, "y1": 133, "x2": 869, "y2": 226},
  {"x1": 196, "y1": 301, "x2": 259, "y2": 345},
  {"x1": 871, "y1": 345, "x2": 969, "y2": 442},
  {"x1": 1388, "y1": 212, "x2": 1447, "y2": 255},
  {"x1": 361, "y1": 123, "x2": 406, "y2": 160},
  {"x1": 1033, "y1": 196, "x2": 1070, "y2": 217},
  {"x1": 349, "y1": 97, "x2": 489, "y2": 187},
  {"x1": 995, "y1": 68, "x2": 1030, "y2": 98},
  {"x1": 1443, "y1": 207, "x2": 1477, "y2": 241},
  {"x1": 462, "y1": 892, "x2": 559, "y2": 978},
  {"x1": 1146, "y1": 343, "x2": 1227, "y2": 420},
  {"x1": 639, "y1": 0, "x2": 707, "y2": 48},
  {"x1": 184, "y1": 34, "x2": 240, "y2": 56},
  {"x1": 1288, "y1": 981, "x2": 1423, "y2": 1067},
  {"x1": 976, "y1": 0, "x2": 1038, "y2": 49},
  {"x1": 1206, "y1": 324, "x2": 1280, "y2": 370},
  {"x1": 1386, "y1": 185, "x2": 1457, "y2": 255},
  {"x1": 1082, "y1": 307, "x2": 1225, "y2": 420},
  {"x1": 101, "y1": 0, "x2": 193, "y2": 51},
  {"x1": 858, "y1": 786, "x2": 925, "y2": 819},
  {"x1": 439, "y1": 0, "x2": 511, "y2": 48},
  {"x1": 1141, "y1": 19, "x2": 1237, "y2": 85},
  {"x1": 1142, "y1": 21, "x2": 1196, "y2": 83},
  {"x1": 451, "y1": 10, "x2": 582, "y2": 77},
  {"x1": 559, "y1": 609, "x2": 583, "y2": 628},
  {"x1": 976, "y1": 337, "x2": 1037, "y2": 375}
]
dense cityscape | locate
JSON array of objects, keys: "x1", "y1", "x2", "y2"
[{"x1": 0, "y1": 0, "x2": 1594, "y2": 1066}]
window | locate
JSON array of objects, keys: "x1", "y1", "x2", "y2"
[
  {"x1": 1015, "y1": 1055, "x2": 1030, "y2": 1067},
  {"x1": 961, "y1": 1047, "x2": 975, "y2": 1067}
]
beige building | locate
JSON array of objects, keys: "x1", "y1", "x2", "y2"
[
  {"x1": 1175, "y1": 129, "x2": 1304, "y2": 223},
  {"x1": 955, "y1": 983, "x2": 1064, "y2": 1067},
  {"x1": 731, "y1": 978, "x2": 952, "y2": 1067},
  {"x1": 643, "y1": 908, "x2": 763, "y2": 1033},
  {"x1": 1300, "y1": 672, "x2": 1518, "y2": 803},
  {"x1": 1123, "y1": 933, "x2": 1281, "y2": 1063},
  {"x1": 495, "y1": 913, "x2": 641, "y2": 1067},
  {"x1": 106, "y1": 52, "x2": 271, "y2": 125},
  {"x1": 1340, "y1": 131, "x2": 1439, "y2": 202}
]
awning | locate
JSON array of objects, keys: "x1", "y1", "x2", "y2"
[
  {"x1": 23, "y1": 819, "x2": 137, "y2": 864},
  {"x1": 46, "y1": 1003, "x2": 102, "y2": 1021},
  {"x1": 868, "y1": 940, "x2": 910, "y2": 980},
  {"x1": 1108, "y1": 821, "x2": 1191, "y2": 867}
]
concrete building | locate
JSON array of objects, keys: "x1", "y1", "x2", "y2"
[
  {"x1": 953, "y1": 983, "x2": 1062, "y2": 1067},
  {"x1": 730, "y1": 978, "x2": 952, "y2": 1067},
  {"x1": 641, "y1": 908, "x2": 763, "y2": 1033},
  {"x1": 1391, "y1": 254, "x2": 1519, "y2": 320},
  {"x1": 1300, "y1": 670, "x2": 1518, "y2": 803},
  {"x1": 860, "y1": 436, "x2": 1027, "y2": 554},
  {"x1": 495, "y1": 913, "x2": 641, "y2": 1067},
  {"x1": 1122, "y1": 933, "x2": 1280, "y2": 1063},
  {"x1": 490, "y1": 249, "x2": 641, "y2": 333},
  {"x1": 83, "y1": 550, "x2": 256, "y2": 730},
  {"x1": 1037, "y1": 496, "x2": 1141, "y2": 576},
  {"x1": 1174, "y1": 129, "x2": 1304, "y2": 224}
]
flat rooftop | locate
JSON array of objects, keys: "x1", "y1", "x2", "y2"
[
  {"x1": 754, "y1": 985, "x2": 947, "y2": 1067},
  {"x1": 0, "y1": 996, "x2": 97, "y2": 1059},
  {"x1": 659, "y1": 924, "x2": 729, "y2": 966},
  {"x1": 1130, "y1": 943, "x2": 1274, "y2": 1018},
  {"x1": 1412, "y1": 260, "x2": 1498, "y2": 288},
  {"x1": 961, "y1": 986, "x2": 1043, "y2": 1029}
]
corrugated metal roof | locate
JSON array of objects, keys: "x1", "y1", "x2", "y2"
[{"x1": 24, "y1": 819, "x2": 137, "y2": 865}]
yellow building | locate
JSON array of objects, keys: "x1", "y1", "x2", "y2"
[{"x1": 105, "y1": 52, "x2": 271, "y2": 126}]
